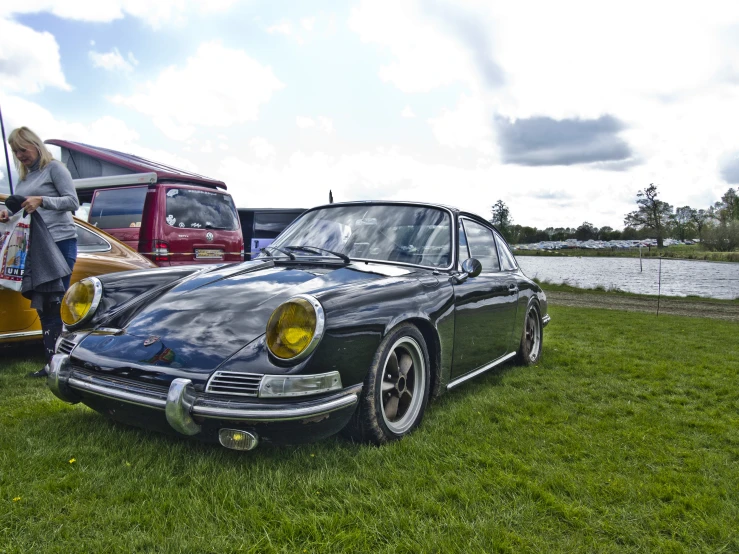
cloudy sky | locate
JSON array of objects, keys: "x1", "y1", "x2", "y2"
[{"x1": 2, "y1": 0, "x2": 739, "y2": 229}]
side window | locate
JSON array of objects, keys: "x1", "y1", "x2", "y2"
[
  {"x1": 253, "y1": 212, "x2": 302, "y2": 239},
  {"x1": 89, "y1": 187, "x2": 147, "y2": 230},
  {"x1": 462, "y1": 219, "x2": 500, "y2": 272},
  {"x1": 495, "y1": 233, "x2": 518, "y2": 271},
  {"x1": 76, "y1": 225, "x2": 111, "y2": 253}
]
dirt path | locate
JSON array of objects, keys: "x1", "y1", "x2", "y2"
[{"x1": 547, "y1": 291, "x2": 739, "y2": 322}]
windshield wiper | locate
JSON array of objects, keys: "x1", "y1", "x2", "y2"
[
  {"x1": 286, "y1": 245, "x2": 350, "y2": 263},
  {"x1": 205, "y1": 224, "x2": 229, "y2": 230},
  {"x1": 262, "y1": 245, "x2": 296, "y2": 260}
]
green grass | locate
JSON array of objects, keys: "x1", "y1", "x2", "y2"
[
  {"x1": 516, "y1": 245, "x2": 739, "y2": 263},
  {"x1": 2, "y1": 306, "x2": 738, "y2": 553}
]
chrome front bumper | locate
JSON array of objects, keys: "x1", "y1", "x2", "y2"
[{"x1": 47, "y1": 354, "x2": 361, "y2": 436}]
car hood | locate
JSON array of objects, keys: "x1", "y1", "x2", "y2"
[{"x1": 75, "y1": 260, "x2": 416, "y2": 372}]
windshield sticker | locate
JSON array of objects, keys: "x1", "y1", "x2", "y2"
[
  {"x1": 166, "y1": 189, "x2": 179, "y2": 197},
  {"x1": 179, "y1": 222, "x2": 185, "y2": 228},
  {"x1": 166, "y1": 215, "x2": 176, "y2": 225},
  {"x1": 190, "y1": 222, "x2": 202, "y2": 228}
]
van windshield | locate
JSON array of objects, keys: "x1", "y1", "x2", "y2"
[
  {"x1": 165, "y1": 188, "x2": 239, "y2": 230},
  {"x1": 89, "y1": 187, "x2": 147, "y2": 229}
]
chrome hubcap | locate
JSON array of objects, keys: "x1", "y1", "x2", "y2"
[
  {"x1": 381, "y1": 337, "x2": 425, "y2": 434},
  {"x1": 525, "y1": 309, "x2": 541, "y2": 362}
]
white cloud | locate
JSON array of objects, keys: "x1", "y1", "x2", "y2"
[
  {"x1": 1, "y1": 94, "x2": 199, "y2": 174},
  {"x1": 401, "y1": 106, "x2": 415, "y2": 118},
  {"x1": 296, "y1": 116, "x2": 333, "y2": 133},
  {"x1": 250, "y1": 137, "x2": 276, "y2": 160},
  {"x1": 0, "y1": 18, "x2": 71, "y2": 93},
  {"x1": 301, "y1": 17, "x2": 316, "y2": 31},
  {"x1": 1, "y1": 1, "x2": 237, "y2": 28},
  {"x1": 296, "y1": 116, "x2": 315, "y2": 129},
  {"x1": 267, "y1": 22, "x2": 292, "y2": 35},
  {"x1": 348, "y1": 0, "x2": 478, "y2": 93},
  {"x1": 428, "y1": 94, "x2": 494, "y2": 155},
  {"x1": 111, "y1": 41, "x2": 284, "y2": 140},
  {"x1": 89, "y1": 47, "x2": 137, "y2": 72}
]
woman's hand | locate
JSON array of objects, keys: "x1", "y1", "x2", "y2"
[
  {"x1": 21, "y1": 196, "x2": 44, "y2": 214},
  {"x1": 0, "y1": 209, "x2": 8, "y2": 223}
]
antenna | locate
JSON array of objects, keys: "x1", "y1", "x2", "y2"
[
  {"x1": 0, "y1": 102, "x2": 13, "y2": 194},
  {"x1": 329, "y1": 190, "x2": 334, "y2": 204}
]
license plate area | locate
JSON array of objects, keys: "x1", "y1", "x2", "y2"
[{"x1": 195, "y1": 249, "x2": 224, "y2": 259}]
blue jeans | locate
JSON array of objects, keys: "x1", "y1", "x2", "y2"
[{"x1": 38, "y1": 238, "x2": 78, "y2": 328}]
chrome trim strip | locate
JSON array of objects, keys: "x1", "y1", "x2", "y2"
[
  {"x1": 446, "y1": 352, "x2": 517, "y2": 390},
  {"x1": 67, "y1": 376, "x2": 168, "y2": 409},
  {"x1": 0, "y1": 330, "x2": 43, "y2": 340},
  {"x1": 58, "y1": 363, "x2": 360, "y2": 424},
  {"x1": 193, "y1": 393, "x2": 358, "y2": 422}
]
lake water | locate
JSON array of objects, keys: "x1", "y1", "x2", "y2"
[{"x1": 517, "y1": 256, "x2": 739, "y2": 300}]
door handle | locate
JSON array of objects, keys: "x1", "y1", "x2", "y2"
[{"x1": 508, "y1": 283, "x2": 518, "y2": 294}]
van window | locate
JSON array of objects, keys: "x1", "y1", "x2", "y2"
[
  {"x1": 254, "y1": 212, "x2": 302, "y2": 238},
  {"x1": 165, "y1": 188, "x2": 239, "y2": 230},
  {"x1": 89, "y1": 187, "x2": 147, "y2": 229}
]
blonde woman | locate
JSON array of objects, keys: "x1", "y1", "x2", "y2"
[{"x1": 1, "y1": 127, "x2": 79, "y2": 377}]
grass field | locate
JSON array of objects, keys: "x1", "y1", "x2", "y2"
[
  {"x1": 2, "y1": 305, "x2": 738, "y2": 553},
  {"x1": 516, "y1": 245, "x2": 739, "y2": 263}
]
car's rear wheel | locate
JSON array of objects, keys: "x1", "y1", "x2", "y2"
[
  {"x1": 517, "y1": 302, "x2": 542, "y2": 365},
  {"x1": 344, "y1": 323, "x2": 430, "y2": 444}
]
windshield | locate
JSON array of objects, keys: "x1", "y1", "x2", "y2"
[
  {"x1": 266, "y1": 204, "x2": 452, "y2": 268},
  {"x1": 165, "y1": 188, "x2": 240, "y2": 230}
]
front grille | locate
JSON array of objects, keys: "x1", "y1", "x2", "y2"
[
  {"x1": 206, "y1": 371, "x2": 262, "y2": 397},
  {"x1": 57, "y1": 338, "x2": 76, "y2": 355}
]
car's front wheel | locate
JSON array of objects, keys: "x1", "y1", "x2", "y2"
[
  {"x1": 517, "y1": 301, "x2": 543, "y2": 365},
  {"x1": 344, "y1": 323, "x2": 430, "y2": 444}
]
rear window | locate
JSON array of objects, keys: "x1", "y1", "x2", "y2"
[
  {"x1": 165, "y1": 188, "x2": 239, "y2": 230},
  {"x1": 76, "y1": 224, "x2": 111, "y2": 253},
  {"x1": 253, "y1": 212, "x2": 302, "y2": 239},
  {"x1": 89, "y1": 187, "x2": 147, "y2": 229}
]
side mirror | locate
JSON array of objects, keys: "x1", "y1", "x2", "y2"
[
  {"x1": 461, "y1": 258, "x2": 482, "y2": 278},
  {"x1": 452, "y1": 258, "x2": 482, "y2": 284}
]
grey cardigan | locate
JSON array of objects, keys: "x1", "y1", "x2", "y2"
[{"x1": 15, "y1": 160, "x2": 79, "y2": 242}]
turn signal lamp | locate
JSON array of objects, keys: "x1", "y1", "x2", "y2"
[
  {"x1": 61, "y1": 277, "x2": 103, "y2": 328},
  {"x1": 265, "y1": 295, "x2": 324, "y2": 361}
]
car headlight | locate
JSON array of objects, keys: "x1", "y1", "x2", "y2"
[
  {"x1": 265, "y1": 294, "x2": 324, "y2": 361},
  {"x1": 61, "y1": 277, "x2": 103, "y2": 328}
]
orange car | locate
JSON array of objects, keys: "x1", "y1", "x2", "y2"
[{"x1": 1, "y1": 195, "x2": 156, "y2": 344}]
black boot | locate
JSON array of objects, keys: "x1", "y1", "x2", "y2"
[{"x1": 28, "y1": 317, "x2": 63, "y2": 378}]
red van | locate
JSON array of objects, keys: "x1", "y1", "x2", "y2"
[{"x1": 46, "y1": 140, "x2": 243, "y2": 266}]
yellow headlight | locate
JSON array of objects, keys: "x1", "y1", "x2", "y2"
[
  {"x1": 61, "y1": 278, "x2": 99, "y2": 327},
  {"x1": 266, "y1": 297, "x2": 321, "y2": 360}
]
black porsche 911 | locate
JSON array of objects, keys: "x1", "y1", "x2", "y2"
[{"x1": 48, "y1": 201, "x2": 549, "y2": 450}]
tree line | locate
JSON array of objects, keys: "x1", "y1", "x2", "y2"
[{"x1": 490, "y1": 186, "x2": 739, "y2": 252}]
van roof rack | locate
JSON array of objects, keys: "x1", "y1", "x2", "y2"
[{"x1": 45, "y1": 139, "x2": 227, "y2": 190}]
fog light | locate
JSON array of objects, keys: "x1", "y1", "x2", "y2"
[{"x1": 219, "y1": 429, "x2": 258, "y2": 451}]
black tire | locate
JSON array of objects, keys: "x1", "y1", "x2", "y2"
[
  {"x1": 344, "y1": 323, "x2": 431, "y2": 445},
  {"x1": 516, "y1": 302, "x2": 543, "y2": 365}
]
